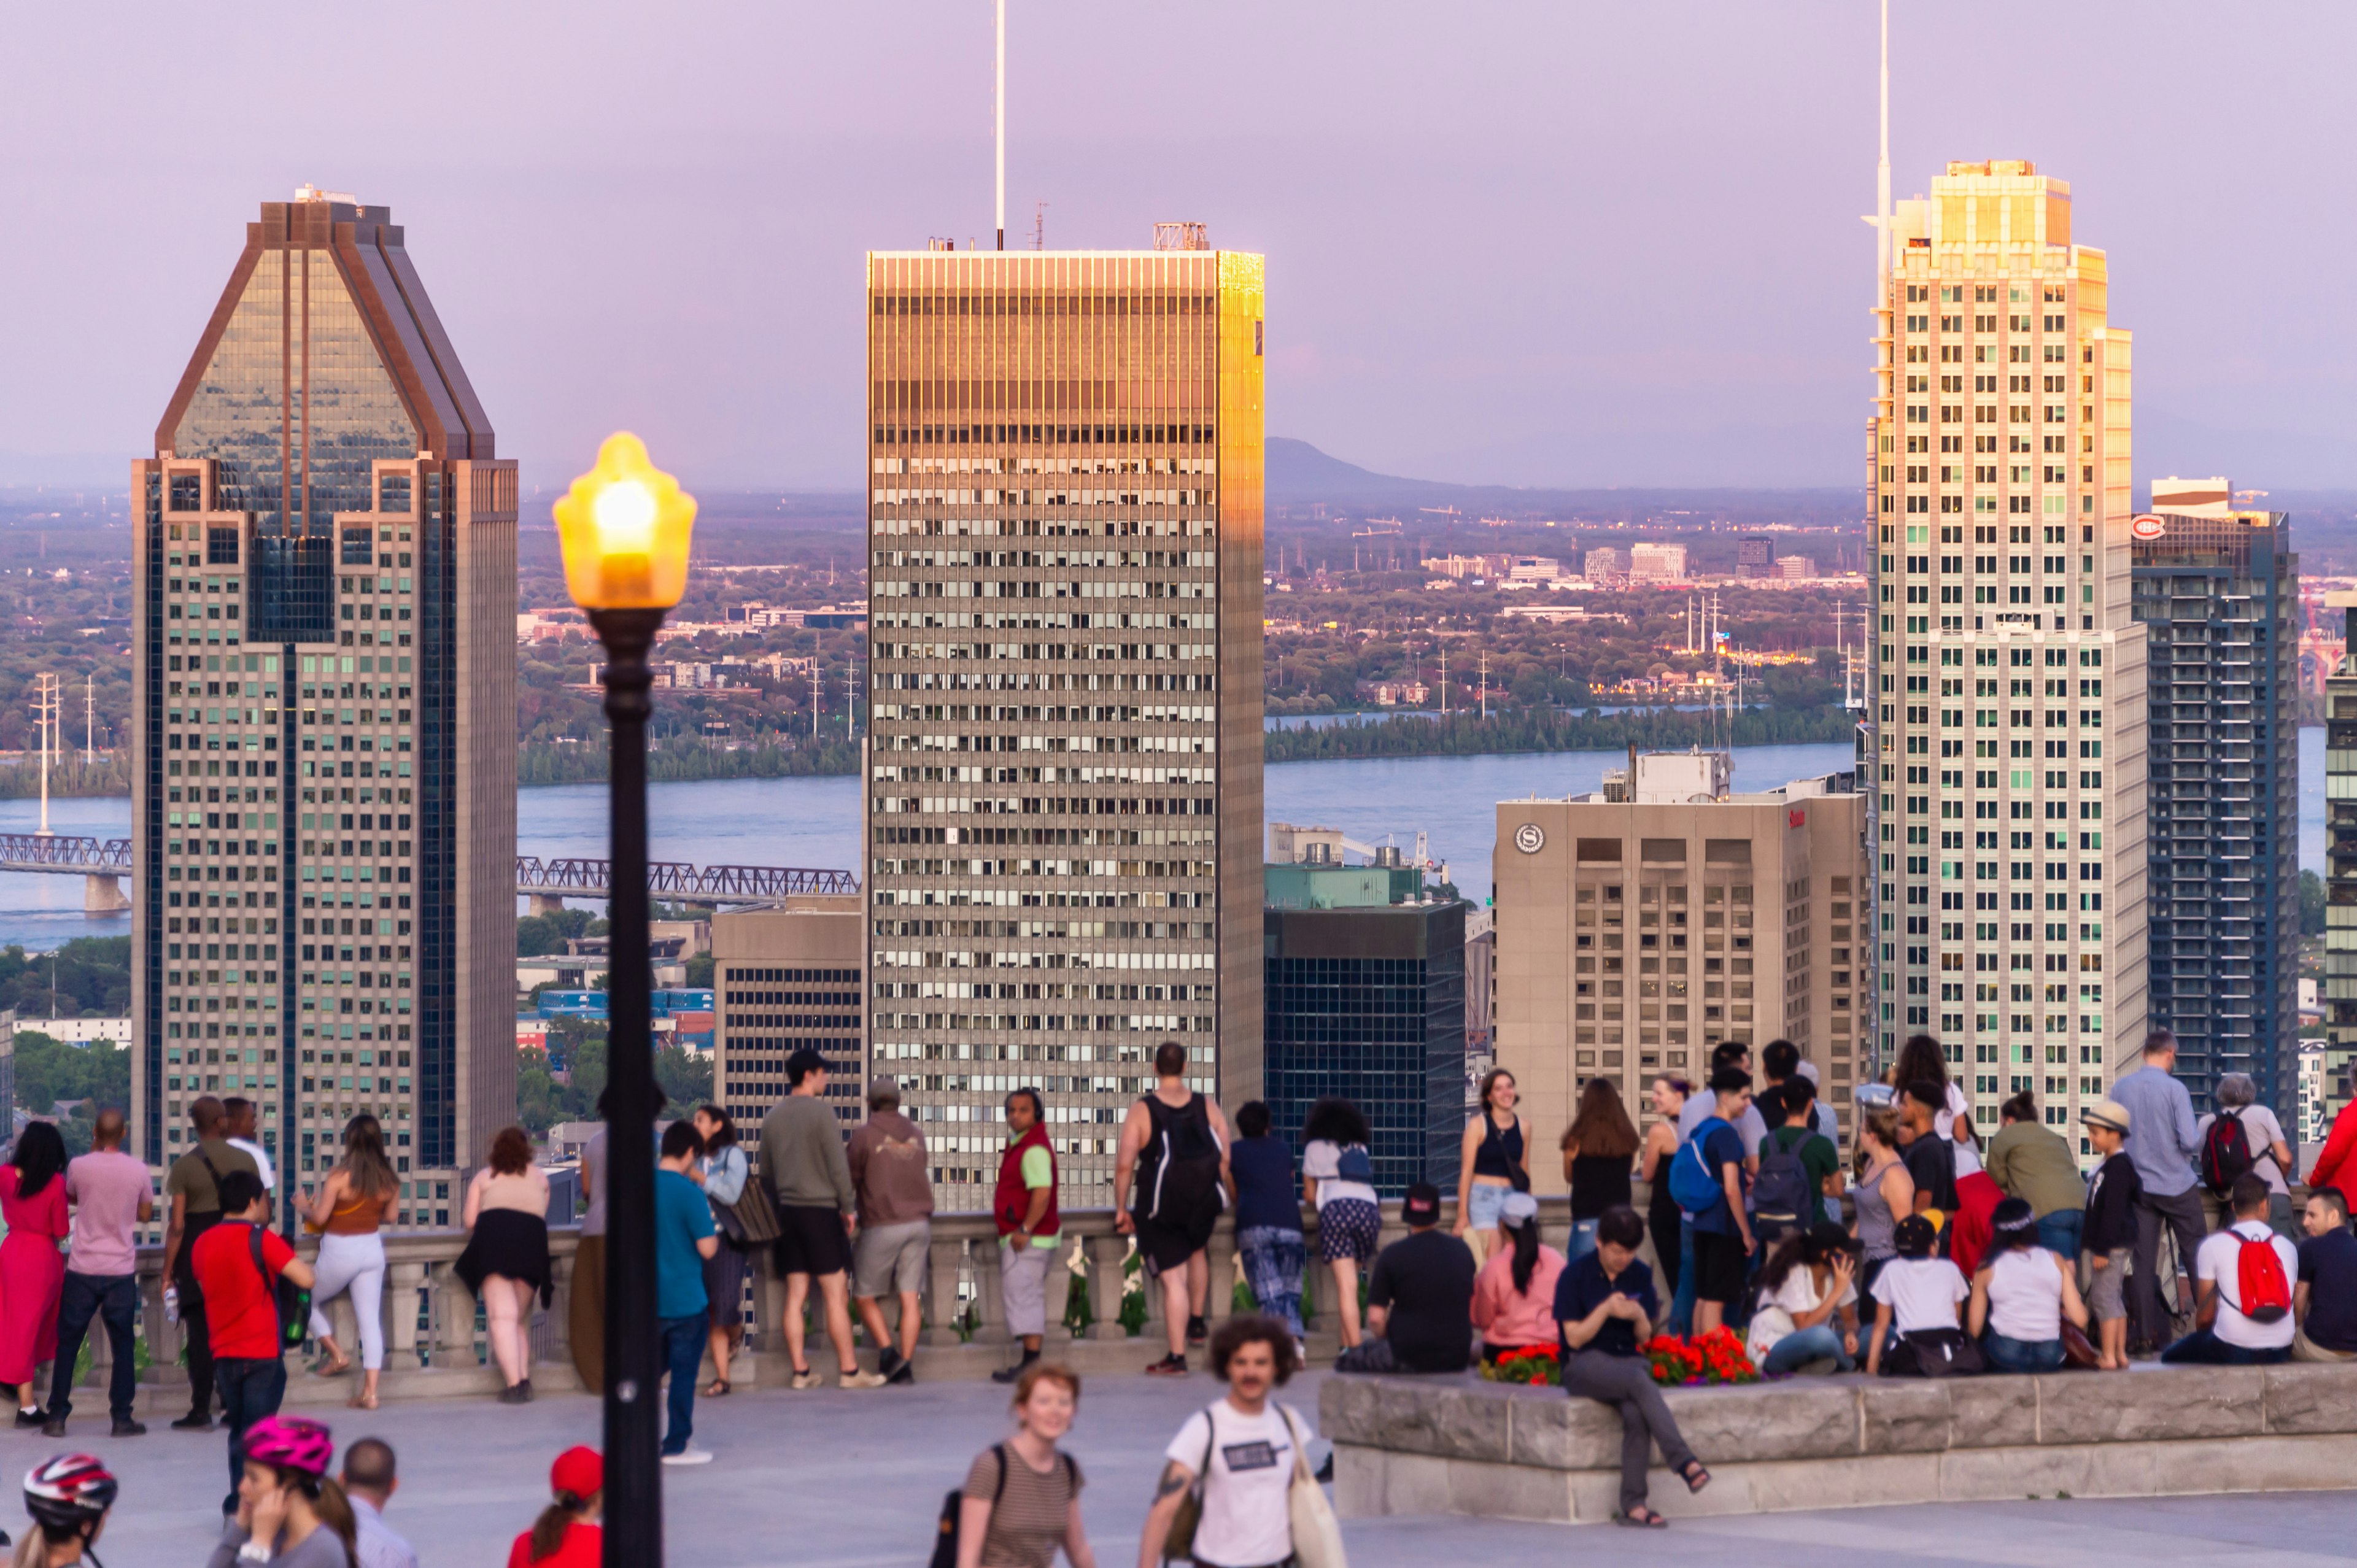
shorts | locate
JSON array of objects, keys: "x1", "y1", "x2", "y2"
[
  {"x1": 773, "y1": 1203, "x2": 851, "y2": 1279},
  {"x1": 1317, "y1": 1197, "x2": 1381, "y2": 1264},
  {"x1": 1466, "y1": 1183, "x2": 1509, "y2": 1231},
  {"x1": 2087, "y1": 1247, "x2": 2129, "y2": 1322},
  {"x1": 1690, "y1": 1229, "x2": 1747, "y2": 1307},
  {"x1": 1133, "y1": 1204, "x2": 1218, "y2": 1278},
  {"x1": 852, "y1": 1218, "x2": 930, "y2": 1298}
]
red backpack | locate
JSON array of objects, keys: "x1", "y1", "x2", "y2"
[{"x1": 2233, "y1": 1229, "x2": 2292, "y2": 1325}]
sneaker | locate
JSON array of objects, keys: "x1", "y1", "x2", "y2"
[
  {"x1": 990, "y1": 1354, "x2": 1040, "y2": 1386},
  {"x1": 12, "y1": 1410, "x2": 41, "y2": 1431},
  {"x1": 497, "y1": 1383, "x2": 531, "y2": 1405},
  {"x1": 519, "y1": 1378, "x2": 535, "y2": 1402},
  {"x1": 111, "y1": 1419, "x2": 147, "y2": 1438},
  {"x1": 1146, "y1": 1353, "x2": 1190, "y2": 1377},
  {"x1": 886, "y1": 1354, "x2": 916, "y2": 1386},
  {"x1": 839, "y1": 1369, "x2": 888, "y2": 1389},
  {"x1": 39, "y1": 1418, "x2": 66, "y2": 1439},
  {"x1": 789, "y1": 1367, "x2": 821, "y2": 1391},
  {"x1": 660, "y1": 1445, "x2": 714, "y2": 1467},
  {"x1": 1186, "y1": 1315, "x2": 1209, "y2": 1346},
  {"x1": 171, "y1": 1412, "x2": 214, "y2": 1432},
  {"x1": 877, "y1": 1346, "x2": 904, "y2": 1381}
]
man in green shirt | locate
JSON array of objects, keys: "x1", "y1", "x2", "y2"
[
  {"x1": 990, "y1": 1088, "x2": 1061, "y2": 1386},
  {"x1": 1986, "y1": 1091, "x2": 2089, "y2": 1257},
  {"x1": 1759, "y1": 1076, "x2": 1843, "y2": 1231}
]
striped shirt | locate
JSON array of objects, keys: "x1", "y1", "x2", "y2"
[{"x1": 962, "y1": 1443, "x2": 1081, "y2": 1568}]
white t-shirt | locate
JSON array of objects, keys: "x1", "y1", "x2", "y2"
[
  {"x1": 1301, "y1": 1140, "x2": 1377, "y2": 1210},
  {"x1": 1165, "y1": 1400, "x2": 1302, "y2": 1568},
  {"x1": 1870, "y1": 1256, "x2": 1968, "y2": 1335},
  {"x1": 230, "y1": 1137, "x2": 277, "y2": 1193},
  {"x1": 1932, "y1": 1084, "x2": 1983, "y2": 1178},
  {"x1": 1984, "y1": 1248, "x2": 2065, "y2": 1342},
  {"x1": 1746, "y1": 1264, "x2": 1859, "y2": 1361},
  {"x1": 2194, "y1": 1221, "x2": 2299, "y2": 1350},
  {"x1": 2193, "y1": 1106, "x2": 2291, "y2": 1197}
]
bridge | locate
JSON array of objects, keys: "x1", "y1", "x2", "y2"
[{"x1": 0, "y1": 832, "x2": 857, "y2": 912}]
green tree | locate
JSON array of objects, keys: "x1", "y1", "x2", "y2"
[
  {"x1": 684, "y1": 952, "x2": 715, "y2": 988},
  {"x1": 12, "y1": 1031, "x2": 131, "y2": 1117},
  {"x1": 2302, "y1": 869, "x2": 2327, "y2": 937},
  {"x1": 656, "y1": 1044, "x2": 713, "y2": 1119}
]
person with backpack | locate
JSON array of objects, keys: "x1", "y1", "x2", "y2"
[
  {"x1": 190, "y1": 1168, "x2": 316, "y2": 1518},
  {"x1": 1753, "y1": 1075, "x2": 1840, "y2": 1251},
  {"x1": 2110, "y1": 1029, "x2": 2205, "y2": 1354},
  {"x1": 1299, "y1": 1097, "x2": 1379, "y2": 1351},
  {"x1": 161, "y1": 1095, "x2": 261, "y2": 1432},
  {"x1": 2161, "y1": 1172, "x2": 2299, "y2": 1365},
  {"x1": 2194, "y1": 1072, "x2": 2297, "y2": 1238},
  {"x1": 1136, "y1": 1316, "x2": 1328, "y2": 1568},
  {"x1": 1862, "y1": 1215, "x2": 1978, "y2": 1378},
  {"x1": 1673, "y1": 1067, "x2": 1755, "y2": 1337},
  {"x1": 1113, "y1": 1042, "x2": 1234, "y2": 1377},
  {"x1": 1668, "y1": 1045, "x2": 1767, "y2": 1334},
  {"x1": 943, "y1": 1362, "x2": 1094, "y2": 1568}
]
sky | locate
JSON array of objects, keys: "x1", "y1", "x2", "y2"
[{"x1": 5, "y1": 2, "x2": 2356, "y2": 495}]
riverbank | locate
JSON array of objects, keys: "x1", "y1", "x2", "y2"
[
  {"x1": 519, "y1": 735, "x2": 859, "y2": 786},
  {"x1": 1264, "y1": 703, "x2": 1858, "y2": 762}
]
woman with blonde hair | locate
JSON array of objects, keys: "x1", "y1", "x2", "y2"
[
  {"x1": 301, "y1": 1114, "x2": 398, "y2": 1410},
  {"x1": 1558, "y1": 1077, "x2": 1640, "y2": 1264},
  {"x1": 954, "y1": 1362, "x2": 1095, "y2": 1568},
  {"x1": 1454, "y1": 1068, "x2": 1528, "y2": 1261},
  {"x1": 456, "y1": 1126, "x2": 552, "y2": 1404}
]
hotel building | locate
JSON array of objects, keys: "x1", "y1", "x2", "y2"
[
  {"x1": 133, "y1": 191, "x2": 517, "y2": 1223},
  {"x1": 1868, "y1": 161, "x2": 2148, "y2": 1145},
  {"x1": 863, "y1": 232, "x2": 1266, "y2": 1212}
]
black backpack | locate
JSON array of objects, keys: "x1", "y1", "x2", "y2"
[
  {"x1": 246, "y1": 1225, "x2": 311, "y2": 1351},
  {"x1": 1752, "y1": 1133, "x2": 1814, "y2": 1237},
  {"x1": 2200, "y1": 1111, "x2": 2257, "y2": 1196},
  {"x1": 931, "y1": 1444, "x2": 1079, "y2": 1568},
  {"x1": 1142, "y1": 1094, "x2": 1226, "y2": 1225}
]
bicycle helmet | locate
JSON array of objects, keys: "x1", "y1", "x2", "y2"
[
  {"x1": 242, "y1": 1416, "x2": 335, "y2": 1478},
  {"x1": 24, "y1": 1453, "x2": 117, "y2": 1530}
]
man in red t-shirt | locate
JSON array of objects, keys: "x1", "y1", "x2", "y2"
[{"x1": 190, "y1": 1169, "x2": 314, "y2": 1516}]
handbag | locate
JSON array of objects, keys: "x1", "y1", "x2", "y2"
[
  {"x1": 714, "y1": 1154, "x2": 781, "y2": 1246},
  {"x1": 2060, "y1": 1319, "x2": 2101, "y2": 1370},
  {"x1": 1282, "y1": 1405, "x2": 1347, "y2": 1568}
]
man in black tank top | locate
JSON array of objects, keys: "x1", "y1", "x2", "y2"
[{"x1": 1115, "y1": 1041, "x2": 1235, "y2": 1375}]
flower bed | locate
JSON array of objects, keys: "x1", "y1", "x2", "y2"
[
  {"x1": 1643, "y1": 1328, "x2": 1758, "y2": 1386},
  {"x1": 1481, "y1": 1345, "x2": 1562, "y2": 1386}
]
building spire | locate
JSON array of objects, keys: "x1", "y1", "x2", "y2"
[
  {"x1": 1875, "y1": 0, "x2": 1891, "y2": 294},
  {"x1": 995, "y1": 0, "x2": 1007, "y2": 250}
]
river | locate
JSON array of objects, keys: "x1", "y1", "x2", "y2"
[{"x1": 0, "y1": 733, "x2": 2332, "y2": 949}]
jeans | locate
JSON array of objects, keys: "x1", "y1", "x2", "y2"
[
  {"x1": 1981, "y1": 1329, "x2": 2065, "y2": 1373},
  {"x1": 2159, "y1": 1327, "x2": 2290, "y2": 1366},
  {"x1": 1236, "y1": 1226, "x2": 1306, "y2": 1338},
  {"x1": 660, "y1": 1312, "x2": 705, "y2": 1454},
  {"x1": 1566, "y1": 1219, "x2": 1600, "y2": 1266},
  {"x1": 1760, "y1": 1323, "x2": 1855, "y2": 1375},
  {"x1": 1560, "y1": 1350, "x2": 1697, "y2": 1516},
  {"x1": 2035, "y1": 1208, "x2": 2083, "y2": 1261},
  {"x1": 215, "y1": 1355, "x2": 288, "y2": 1512},
  {"x1": 1668, "y1": 1227, "x2": 1697, "y2": 1337},
  {"x1": 2129, "y1": 1186, "x2": 2207, "y2": 1350},
  {"x1": 48, "y1": 1272, "x2": 138, "y2": 1423}
]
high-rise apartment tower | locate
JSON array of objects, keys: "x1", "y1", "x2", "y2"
[
  {"x1": 1868, "y1": 161, "x2": 2148, "y2": 1148},
  {"x1": 2131, "y1": 477, "x2": 2298, "y2": 1119},
  {"x1": 133, "y1": 191, "x2": 517, "y2": 1221},
  {"x1": 864, "y1": 236, "x2": 1265, "y2": 1212}
]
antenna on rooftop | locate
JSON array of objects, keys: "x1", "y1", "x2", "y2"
[
  {"x1": 995, "y1": 0, "x2": 1007, "y2": 250},
  {"x1": 1873, "y1": 0, "x2": 1890, "y2": 293}
]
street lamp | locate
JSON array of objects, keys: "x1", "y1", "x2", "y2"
[{"x1": 554, "y1": 432, "x2": 696, "y2": 1567}]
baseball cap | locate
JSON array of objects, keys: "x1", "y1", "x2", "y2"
[
  {"x1": 1892, "y1": 1214, "x2": 1937, "y2": 1259},
  {"x1": 550, "y1": 1446, "x2": 603, "y2": 1502},
  {"x1": 1403, "y1": 1183, "x2": 1443, "y2": 1225},
  {"x1": 2081, "y1": 1100, "x2": 2131, "y2": 1135},
  {"x1": 1499, "y1": 1191, "x2": 1539, "y2": 1225}
]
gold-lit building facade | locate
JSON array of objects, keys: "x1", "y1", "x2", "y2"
[
  {"x1": 864, "y1": 241, "x2": 1265, "y2": 1210},
  {"x1": 1868, "y1": 161, "x2": 2147, "y2": 1147}
]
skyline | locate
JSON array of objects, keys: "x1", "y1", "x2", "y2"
[{"x1": 4, "y1": 2, "x2": 2356, "y2": 493}]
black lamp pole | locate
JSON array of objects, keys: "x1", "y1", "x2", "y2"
[{"x1": 594, "y1": 605, "x2": 665, "y2": 1567}]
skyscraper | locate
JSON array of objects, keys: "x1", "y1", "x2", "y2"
[
  {"x1": 864, "y1": 233, "x2": 1264, "y2": 1212},
  {"x1": 2131, "y1": 478, "x2": 2299, "y2": 1118},
  {"x1": 1868, "y1": 161, "x2": 2147, "y2": 1148},
  {"x1": 133, "y1": 191, "x2": 517, "y2": 1219}
]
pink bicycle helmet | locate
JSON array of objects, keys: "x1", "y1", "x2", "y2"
[{"x1": 242, "y1": 1416, "x2": 335, "y2": 1478}]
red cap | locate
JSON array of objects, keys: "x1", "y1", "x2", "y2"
[{"x1": 550, "y1": 1446, "x2": 603, "y2": 1501}]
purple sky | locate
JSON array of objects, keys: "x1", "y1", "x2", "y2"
[{"x1": 5, "y1": 2, "x2": 2355, "y2": 494}]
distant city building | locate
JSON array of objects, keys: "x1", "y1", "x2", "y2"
[
  {"x1": 1868, "y1": 160, "x2": 2146, "y2": 1150},
  {"x1": 2131, "y1": 477, "x2": 2298, "y2": 1119},
  {"x1": 1263, "y1": 870, "x2": 1466, "y2": 1196},
  {"x1": 2324, "y1": 650, "x2": 2357, "y2": 1130},
  {"x1": 1419, "y1": 553, "x2": 1509, "y2": 581},
  {"x1": 1465, "y1": 905, "x2": 1495, "y2": 1052},
  {"x1": 865, "y1": 237, "x2": 1266, "y2": 1211},
  {"x1": 1493, "y1": 753, "x2": 1871, "y2": 1181},
  {"x1": 1737, "y1": 537, "x2": 1776, "y2": 579},
  {"x1": 17, "y1": 1018, "x2": 133, "y2": 1046},
  {"x1": 1582, "y1": 547, "x2": 1628, "y2": 582},
  {"x1": 133, "y1": 191, "x2": 517, "y2": 1211},
  {"x1": 1775, "y1": 555, "x2": 1818, "y2": 581},
  {"x1": 1628, "y1": 543, "x2": 1689, "y2": 583},
  {"x1": 711, "y1": 895, "x2": 865, "y2": 1134},
  {"x1": 1507, "y1": 555, "x2": 1563, "y2": 582},
  {"x1": 2301, "y1": 1040, "x2": 2326, "y2": 1145}
]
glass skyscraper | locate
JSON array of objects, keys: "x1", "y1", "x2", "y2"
[
  {"x1": 2131, "y1": 480, "x2": 2299, "y2": 1118},
  {"x1": 133, "y1": 191, "x2": 517, "y2": 1222}
]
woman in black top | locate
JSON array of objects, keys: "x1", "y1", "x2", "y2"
[
  {"x1": 1558, "y1": 1078, "x2": 1639, "y2": 1264},
  {"x1": 1455, "y1": 1068, "x2": 1528, "y2": 1262},
  {"x1": 1638, "y1": 1078, "x2": 1690, "y2": 1297}
]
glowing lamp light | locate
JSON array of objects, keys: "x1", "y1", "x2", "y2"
[{"x1": 553, "y1": 432, "x2": 696, "y2": 610}]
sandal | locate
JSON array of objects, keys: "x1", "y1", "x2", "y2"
[
  {"x1": 314, "y1": 1356, "x2": 352, "y2": 1378},
  {"x1": 1679, "y1": 1460, "x2": 1711, "y2": 1495},
  {"x1": 703, "y1": 1379, "x2": 731, "y2": 1397},
  {"x1": 1616, "y1": 1507, "x2": 1668, "y2": 1529},
  {"x1": 346, "y1": 1392, "x2": 379, "y2": 1411}
]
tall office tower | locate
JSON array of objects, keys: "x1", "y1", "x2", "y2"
[
  {"x1": 865, "y1": 234, "x2": 1265, "y2": 1213},
  {"x1": 2130, "y1": 478, "x2": 2299, "y2": 1119},
  {"x1": 2324, "y1": 653, "x2": 2357, "y2": 1128},
  {"x1": 1868, "y1": 161, "x2": 2146, "y2": 1148},
  {"x1": 133, "y1": 191, "x2": 517, "y2": 1220},
  {"x1": 1492, "y1": 753, "x2": 1871, "y2": 1172}
]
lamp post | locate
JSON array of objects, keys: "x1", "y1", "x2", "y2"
[{"x1": 553, "y1": 433, "x2": 696, "y2": 1567}]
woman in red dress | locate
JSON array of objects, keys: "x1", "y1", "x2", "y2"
[{"x1": 0, "y1": 1121, "x2": 70, "y2": 1423}]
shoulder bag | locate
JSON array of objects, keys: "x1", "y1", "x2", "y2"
[
  {"x1": 1282, "y1": 1405, "x2": 1347, "y2": 1568},
  {"x1": 1162, "y1": 1404, "x2": 1218, "y2": 1564},
  {"x1": 719, "y1": 1153, "x2": 782, "y2": 1246}
]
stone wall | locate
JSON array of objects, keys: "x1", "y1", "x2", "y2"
[{"x1": 1322, "y1": 1365, "x2": 2357, "y2": 1522}]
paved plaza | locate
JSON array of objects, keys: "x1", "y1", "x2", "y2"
[{"x1": 23, "y1": 1369, "x2": 2353, "y2": 1565}]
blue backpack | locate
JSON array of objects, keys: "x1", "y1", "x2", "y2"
[{"x1": 1668, "y1": 1116, "x2": 1732, "y2": 1218}]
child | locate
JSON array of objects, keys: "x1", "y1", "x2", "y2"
[
  {"x1": 1863, "y1": 1213, "x2": 1972, "y2": 1375},
  {"x1": 2080, "y1": 1100, "x2": 2141, "y2": 1371}
]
